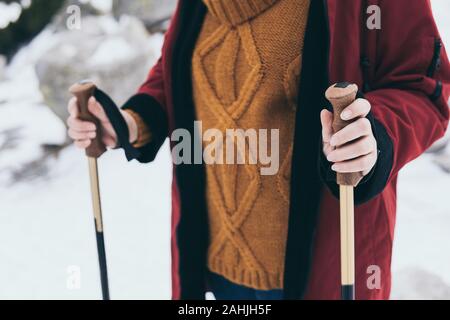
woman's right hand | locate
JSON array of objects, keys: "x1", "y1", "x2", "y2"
[{"x1": 67, "y1": 96, "x2": 138, "y2": 150}]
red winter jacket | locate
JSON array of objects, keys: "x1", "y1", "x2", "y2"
[{"x1": 120, "y1": 0, "x2": 450, "y2": 300}]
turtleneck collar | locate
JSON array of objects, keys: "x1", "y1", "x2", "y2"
[{"x1": 202, "y1": 0, "x2": 280, "y2": 26}]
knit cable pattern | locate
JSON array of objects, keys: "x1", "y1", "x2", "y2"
[{"x1": 193, "y1": 0, "x2": 311, "y2": 290}]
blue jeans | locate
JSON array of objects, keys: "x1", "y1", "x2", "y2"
[{"x1": 208, "y1": 272, "x2": 284, "y2": 300}]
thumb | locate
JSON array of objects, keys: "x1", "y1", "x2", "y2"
[
  {"x1": 320, "y1": 109, "x2": 333, "y2": 143},
  {"x1": 88, "y1": 97, "x2": 109, "y2": 123}
]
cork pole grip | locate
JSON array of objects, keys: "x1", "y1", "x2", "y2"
[
  {"x1": 69, "y1": 81, "x2": 106, "y2": 158},
  {"x1": 325, "y1": 82, "x2": 364, "y2": 187}
]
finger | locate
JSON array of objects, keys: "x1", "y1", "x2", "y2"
[
  {"x1": 330, "y1": 118, "x2": 372, "y2": 147},
  {"x1": 88, "y1": 97, "x2": 109, "y2": 123},
  {"x1": 340, "y1": 98, "x2": 371, "y2": 121},
  {"x1": 321, "y1": 109, "x2": 334, "y2": 143},
  {"x1": 67, "y1": 116, "x2": 96, "y2": 132},
  {"x1": 74, "y1": 139, "x2": 92, "y2": 149},
  {"x1": 332, "y1": 152, "x2": 377, "y2": 173},
  {"x1": 327, "y1": 136, "x2": 377, "y2": 163},
  {"x1": 102, "y1": 136, "x2": 117, "y2": 148},
  {"x1": 68, "y1": 97, "x2": 79, "y2": 117},
  {"x1": 323, "y1": 144, "x2": 335, "y2": 158},
  {"x1": 68, "y1": 129, "x2": 97, "y2": 140}
]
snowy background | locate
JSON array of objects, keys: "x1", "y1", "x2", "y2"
[{"x1": 0, "y1": 0, "x2": 449, "y2": 300}]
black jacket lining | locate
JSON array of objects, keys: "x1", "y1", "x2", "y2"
[{"x1": 126, "y1": 0, "x2": 395, "y2": 300}]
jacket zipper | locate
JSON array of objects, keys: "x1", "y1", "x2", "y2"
[{"x1": 427, "y1": 38, "x2": 442, "y2": 78}]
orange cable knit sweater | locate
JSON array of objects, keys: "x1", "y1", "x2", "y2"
[
  {"x1": 130, "y1": 0, "x2": 310, "y2": 290},
  {"x1": 193, "y1": 0, "x2": 310, "y2": 290}
]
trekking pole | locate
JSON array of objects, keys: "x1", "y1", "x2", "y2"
[
  {"x1": 69, "y1": 81, "x2": 110, "y2": 300},
  {"x1": 325, "y1": 82, "x2": 364, "y2": 301}
]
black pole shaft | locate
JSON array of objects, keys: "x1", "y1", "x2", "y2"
[
  {"x1": 341, "y1": 285, "x2": 355, "y2": 300},
  {"x1": 95, "y1": 226, "x2": 110, "y2": 300},
  {"x1": 70, "y1": 85, "x2": 110, "y2": 301}
]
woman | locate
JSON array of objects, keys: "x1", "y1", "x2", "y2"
[{"x1": 67, "y1": 0, "x2": 450, "y2": 300}]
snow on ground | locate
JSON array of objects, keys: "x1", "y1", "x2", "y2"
[
  {"x1": 0, "y1": 2, "x2": 449, "y2": 300},
  {"x1": 392, "y1": 154, "x2": 450, "y2": 299},
  {"x1": 0, "y1": 19, "x2": 171, "y2": 300},
  {"x1": 0, "y1": 145, "x2": 172, "y2": 300}
]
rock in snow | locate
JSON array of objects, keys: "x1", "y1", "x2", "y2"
[
  {"x1": 392, "y1": 268, "x2": 450, "y2": 300},
  {"x1": 35, "y1": 15, "x2": 163, "y2": 125},
  {"x1": 112, "y1": 0, "x2": 177, "y2": 30}
]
